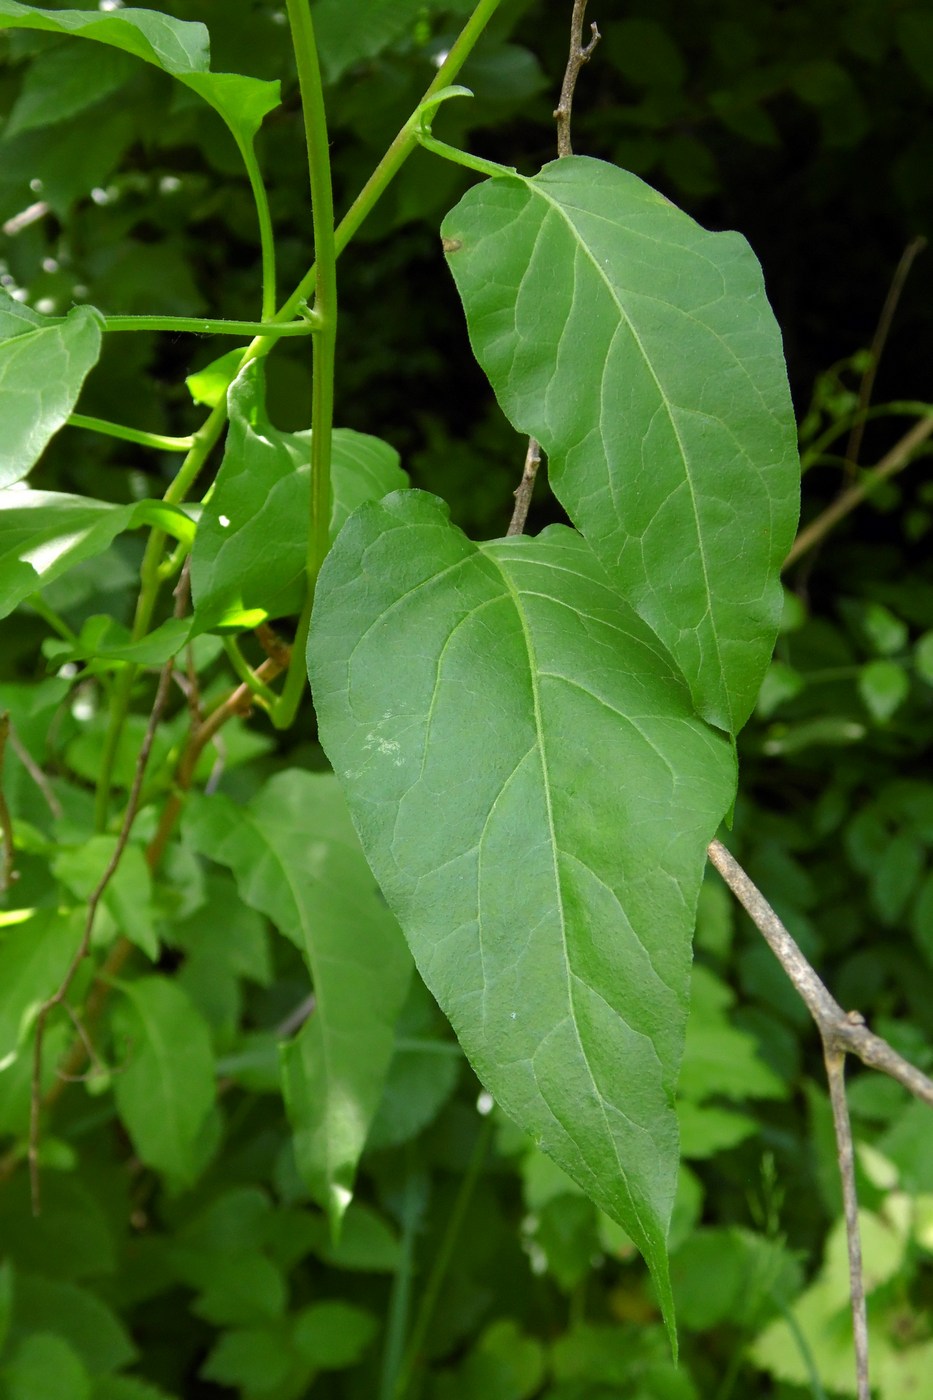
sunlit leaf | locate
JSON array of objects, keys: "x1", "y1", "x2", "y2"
[
  {"x1": 0, "y1": 490, "x2": 194, "y2": 621},
  {"x1": 442, "y1": 156, "x2": 800, "y2": 732},
  {"x1": 0, "y1": 296, "x2": 102, "y2": 486},
  {"x1": 190, "y1": 365, "x2": 408, "y2": 631},
  {"x1": 308, "y1": 489, "x2": 736, "y2": 1325}
]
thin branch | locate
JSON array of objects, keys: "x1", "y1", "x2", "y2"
[
  {"x1": 844, "y1": 237, "x2": 926, "y2": 472},
  {"x1": 7, "y1": 722, "x2": 63, "y2": 820},
  {"x1": 508, "y1": 2, "x2": 601, "y2": 537},
  {"x1": 824, "y1": 1048, "x2": 869, "y2": 1400},
  {"x1": 785, "y1": 412, "x2": 933, "y2": 569},
  {"x1": 708, "y1": 839, "x2": 933, "y2": 1400},
  {"x1": 554, "y1": 0, "x2": 601, "y2": 158},
  {"x1": 0, "y1": 713, "x2": 15, "y2": 896},
  {"x1": 507, "y1": 437, "x2": 542, "y2": 536},
  {"x1": 29, "y1": 652, "x2": 177, "y2": 1213}
]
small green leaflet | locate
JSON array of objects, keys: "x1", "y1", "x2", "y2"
[
  {"x1": 190, "y1": 365, "x2": 408, "y2": 631},
  {"x1": 0, "y1": 2, "x2": 280, "y2": 148},
  {"x1": 112, "y1": 977, "x2": 216, "y2": 1185},
  {"x1": 441, "y1": 156, "x2": 800, "y2": 734},
  {"x1": 0, "y1": 292, "x2": 102, "y2": 487},
  {"x1": 184, "y1": 771, "x2": 412, "y2": 1231},
  {"x1": 308, "y1": 490, "x2": 736, "y2": 1327},
  {"x1": 0, "y1": 490, "x2": 194, "y2": 621}
]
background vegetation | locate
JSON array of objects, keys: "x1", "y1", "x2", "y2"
[{"x1": 1, "y1": 1, "x2": 933, "y2": 1397}]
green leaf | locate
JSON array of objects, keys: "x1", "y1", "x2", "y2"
[
  {"x1": 0, "y1": 2, "x2": 280, "y2": 149},
  {"x1": 5, "y1": 41, "x2": 136, "y2": 137},
  {"x1": 112, "y1": 977, "x2": 215, "y2": 1184},
  {"x1": 290, "y1": 1301, "x2": 377, "y2": 1369},
  {"x1": 858, "y1": 658, "x2": 909, "y2": 722},
  {"x1": 0, "y1": 490, "x2": 194, "y2": 621},
  {"x1": 0, "y1": 1258, "x2": 12, "y2": 1356},
  {"x1": 441, "y1": 156, "x2": 799, "y2": 733},
  {"x1": 0, "y1": 909, "x2": 82, "y2": 1070},
  {"x1": 308, "y1": 490, "x2": 736, "y2": 1326},
  {"x1": 53, "y1": 837, "x2": 157, "y2": 959},
  {"x1": 190, "y1": 365, "x2": 408, "y2": 631},
  {"x1": 11, "y1": 1274, "x2": 136, "y2": 1374},
  {"x1": 4, "y1": 1333, "x2": 92, "y2": 1400},
  {"x1": 434, "y1": 1319, "x2": 545, "y2": 1400},
  {"x1": 199, "y1": 1325, "x2": 290, "y2": 1391},
  {"x1": 184, "y1": 771, "x2": 412, "y2": 1229},
  {"x1": 915, "y1": 630, "x2": 933, "y2": 684},
  {"x1": 679, "y1": 965, "x2": 787, "y2": 1103},
  {"x1": 192, "y1": 1254, "x2": 287, "y2": 1327},
  {"x1": 311, "y1": 0, "x2": 435, "y2": 82},
  {"x1": 0, "y1": 298, "x2": 102, "y2": 486},
  {"x1": 91, "y1": 1379, "x2": 178, "y2": 1400}
]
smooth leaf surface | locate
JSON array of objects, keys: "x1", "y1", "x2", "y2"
[
  {"x1": 308, "y1": 490, "x2": 736, "y2": 1319},
  {"x1": 190, "y1": 366, "x2": 408, "y2": 630},
  {"x1": 5, "y1": 42, "x2": 136, "y2": 137},
  {"x1": 112, "y1": 977, "x2": 215, "y2": 1184},
  {"x1": 0, "y1": 2, "x2": 279, "y2": 148},
  {"x1": 0, "y1": 910, "x2": 83, "y2": 1070},
  {"x1": 442, "y1": 156, "x2": 800, "y2": 732},
  {"x1": 0, "y1": 299, "x2": 101, "y2": 487},
  {"x1": 0, "y1": 491, "x2": 194, "y2": 621},
  {"x1": 184, "y1": 771, "x2": 412, "y2": 1228}
]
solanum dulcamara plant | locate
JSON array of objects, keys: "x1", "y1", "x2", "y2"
[{"x1": 0, "y1": 0, "x2": 810, "y2": 1359}]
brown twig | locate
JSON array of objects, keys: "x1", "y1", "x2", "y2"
[
  {"x1": 844, "y1": 237, "x2": 926, "y2": 473},
  {"x1": 508, "y1": 2, "x2": 601, "y2": 537},
  {"x1": 0, "y1": 713, "x2": 15, "y2": 896},
  {"x1": 6, "y1": 721, "x2": 63, "y2": 820},
  {"x1": 708, "y1": 837, "x2": 933, "y2": 1399},
  {"x1": 29, "y1": 651, "x2": 177, "y2": 1213},
  {"x1": 554, "y1": 0, "x2": 601, "y2": 158},
  {"x1": 507, "y1": 437, "x2": 542, "y2": 536},
  {"x1": 824, "y1": 1047, "x2": 869, "y2": 1400},
  {"x1": 785, "y1": 412, "x2": 933, "y2": 569}
]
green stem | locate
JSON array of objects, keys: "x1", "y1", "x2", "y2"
[
  {"x1": 378, "y1": 1156, "x2": 424, "y2": 1400},
  {"x1": 283, "y1": 0, "x2": 337, "y2": 717},
  {"x1": 79, "y1": 315, "x2": 316, "y2": 337},
  {"x1": 222, "y1": 637, "x2": 277, "y2": 707},
  {"x1": 236, "y1": 136, "x2": 277, "y2": 320},
  {"x1": 415, "y1": 130, "x2": 516, "y2": 179},
  {"x1": 394, "y1": 1117, "x2": 493, "y2": 1399},
  {"x1": 68, "y1": 414, "x2": 194, "y2": 453},
  {"x1": 278, "y1": 0, "x2": 505, "y2": 321}
]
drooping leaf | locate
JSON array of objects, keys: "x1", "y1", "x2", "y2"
[
  {"x1": 308, "y1": 490, "x2": 736, "y2": 1324},
  {"x1": 0, "y1": 2, "x2": 280, "y2": 148},
  {"x1": 190, "y1": 365, "x2": 408, "y2": 631},
  {"x1": 112, "y1": 977, "x2": 216, "y2": 1184},
  {"x1": 0, "y1": 296, "x2": 102, "y2": 486},
  {"x1": 441, "y1": 156, "x2": 800, "y2": 733},
  {"x1": 184, "y1": 771, "x2": 412, "y2": 1229},
  {"x1": 0, "y1": 490, "x2": 194, "y2": 621}
]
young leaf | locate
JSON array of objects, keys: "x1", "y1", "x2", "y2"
[
  {"x1": 112, "y1": 977, "x2": 216, "y2": 1185},
  {"x1": 0, "y1": 2, "x2": 280, "y2": 149},
  {"x1": 190, "y1": 365, "x2": 408, "y2": 631},
  {"x1": 308, "y1": 490, "x2": 736, "y2": 1325},
  {"x1": 0, "y1": 298, "x2": 102, "y2": 486},
  {"x1": 441, "y1": 156, "x2": 800, "y2": 733},
  {"x1": 184, "y1": 771, "x2": 412, "y2": 1230},
  {"x1": 0, "y1": 491, "x2": 194, "y2": 621}
]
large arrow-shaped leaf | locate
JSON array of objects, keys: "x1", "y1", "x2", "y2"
[
  {"x1": 441, "y1": 156, "x2": 800, "y2": 733},
  {"x1": 308, "y1": 490, "x2": 735, "y2": 1323}
]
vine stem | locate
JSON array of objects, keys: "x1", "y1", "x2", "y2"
[{"x1": 279, "y1": 0, "x2": 337, "y2": 725}]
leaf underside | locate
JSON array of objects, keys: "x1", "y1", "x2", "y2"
[
  {"x1": 308, "y1": 490, "x2": 736, "y2": 1321},
  {"x1": 441, "y1": 156, "x2": 800, "y2": 734}
]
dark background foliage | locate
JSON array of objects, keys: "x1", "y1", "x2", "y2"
[{"x1": 1, "y1": 2, "x2": 933, "y2": 1397}]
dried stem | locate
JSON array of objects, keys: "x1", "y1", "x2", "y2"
[
  {"x1": 844, "y1": 236, "x2": 926, "y2": 472},
  {"x1": 824, "y1": 1047, "x2": 869, "y2": 1400},
  {"x1": 785, "y1": 412, "x2": 933, "y2": 569},
  {"x1": 554, "y1": 0, "x2": 601, "y2": 158},
  {"x1": 0, "y1": 713, "x2": 14, "y2": 896},
  {"x1": 508, "y1": 1, "x2": 600, "y2": 536},
  {"x1": 507, "y1": 437, "x2": 542, "y2": 536},
  {"x1": 708, "y1": 837, "x2": 933, "y2": 1399}
]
